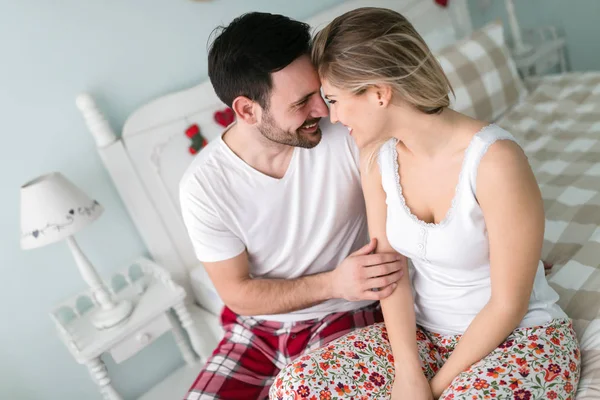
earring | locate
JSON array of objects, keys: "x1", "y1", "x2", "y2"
[{"x1": 379, "y1": 101, "x2": 384, "y2": 106}]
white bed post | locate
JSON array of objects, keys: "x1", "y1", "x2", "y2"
[
  {"x1": 76, "y1": 94, "x2": 118, "y2": 148},
  {"x1": 448, "y1": 0, "x2": 473, "y2": 39},
  {"x1": 75, "y1": 93, "x2": 194, "y2": 301},
  {"x1": 504, "y1": 0, "x2": 533, "y2": 56}
]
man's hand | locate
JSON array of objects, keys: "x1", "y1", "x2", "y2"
[{"x1": 330, "y1": 238, "x2": 406, "y2": 301}]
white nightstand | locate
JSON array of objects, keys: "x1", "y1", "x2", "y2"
[
  {"x1": 512, "y1": 26, "x2": 568, "y2": 78},
  {"x1": 51, "y1": 257, "x2": 204, "y2": 400}
]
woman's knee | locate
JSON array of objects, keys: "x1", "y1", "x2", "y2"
[{"x1": 269, "y1": 364, "x2": 298, "y2": 399}]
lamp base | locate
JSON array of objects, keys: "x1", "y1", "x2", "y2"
[{"x1": 91, "y1": 300, "x2": 134, "y2": 329}]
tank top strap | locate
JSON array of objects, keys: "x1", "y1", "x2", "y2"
[
  {"x1": 377, "y1": 138, "x2": 400, "y2": 201},
  {"x1": 463, "y1": 124, "x2": 519, "y2": 196}
]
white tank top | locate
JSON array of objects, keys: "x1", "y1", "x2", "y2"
[{"x1": 378, "y1": 124, "x2": 566, "y2": 335}]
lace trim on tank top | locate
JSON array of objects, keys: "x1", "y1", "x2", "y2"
[{"x1": 387, "y1": 124, "x2": 497, "y2": 229}]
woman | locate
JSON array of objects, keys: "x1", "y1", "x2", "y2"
[{"x1": 270, "y1": 7, "x2": 580, "y2": 400}]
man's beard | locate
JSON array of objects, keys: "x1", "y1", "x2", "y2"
[{"x1": 257, "y1": 111, "x2": 322, "y2": 149}]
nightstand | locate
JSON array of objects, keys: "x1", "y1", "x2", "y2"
[
  {"x1": 511, "y1": 26, "x2": 568, "y2": 78},
  {"x1": 51, "y1": 257, "x2": 203, "y2": 400}
]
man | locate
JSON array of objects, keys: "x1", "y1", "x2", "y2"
[{"x1": 180, "y1": 12, "x2": 405, "y2": 400}]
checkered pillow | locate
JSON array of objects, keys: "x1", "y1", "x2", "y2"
[{"x1": 436, "y1": 21, "x2": 528, "y2": 122}]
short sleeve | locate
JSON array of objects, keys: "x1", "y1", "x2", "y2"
[{"x1": 179, "y1": 179, "x2": 245, "y2": 263}]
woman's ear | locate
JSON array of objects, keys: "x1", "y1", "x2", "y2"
[
  {"x1": 369, "y1": 85, "x2": 393, "y2": 108},
  {"x1": 375, "y1": 85, "x2": 393, "y2": 108},
  {"x1": 232, "y1": 96, "x2": 260, "y2": 124}
]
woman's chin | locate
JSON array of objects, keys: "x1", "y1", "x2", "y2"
[
  {"x1": 349, "y1": 134, "x2": 364, "y2": 148},
  {"x1": 354, "y1": 135, "x2": 374, "y2": 150}
]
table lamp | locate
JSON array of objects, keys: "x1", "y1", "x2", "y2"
[{"x1": 20, "y1": 172, "x2": 133, "y2": 329}]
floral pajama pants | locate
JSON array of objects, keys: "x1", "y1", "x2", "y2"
[{"x1": 270, "y1": 318, "x2": 580, "y2": 400}]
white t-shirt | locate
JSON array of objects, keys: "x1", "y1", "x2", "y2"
[{"x1": 179, "y1": 120, "x2": 374, "y2": 322}]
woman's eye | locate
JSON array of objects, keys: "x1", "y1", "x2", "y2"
[{"x1": 327, "y1": 99, "x2": 337, "y2": 105}]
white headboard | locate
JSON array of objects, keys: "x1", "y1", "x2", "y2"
[{"x1": 76, "y1": 0, "x2": 472, "y2": 298}]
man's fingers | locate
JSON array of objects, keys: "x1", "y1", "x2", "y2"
[
  {"x1": 363, "y1": 283, "x2": 397, "y2": 300},
  {"x1": 350, "y1": 238, "x2": 377, "y2": 257},
  {"x1": 366, "y1": 270, "x2": 403, "y2": 290},
  {"x1": 359, "y1": 252, "x2": 404, "y2": 267},
  {"x1": 364, "y1": 260, "x2": 404, "y2": 278}
]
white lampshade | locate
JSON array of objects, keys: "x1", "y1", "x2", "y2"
[{"x1": 20, "y1": 172, "x2": 104, "y2": 249}]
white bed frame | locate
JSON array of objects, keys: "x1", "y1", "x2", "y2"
[{"x1": 75, "y1": 1, "x2": 472, "y2": 396}]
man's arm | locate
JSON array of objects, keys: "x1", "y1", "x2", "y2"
[
  {"x1": 181, "y1": 170, "x2": 405, "y2": 317},
  {"x1": 204, "y1": 244, "x2": 404, "y2": 317}
]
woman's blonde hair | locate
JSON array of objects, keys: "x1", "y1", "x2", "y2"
[{"x1": 311, "y1": 7, "x2": 453, "y2": 114}]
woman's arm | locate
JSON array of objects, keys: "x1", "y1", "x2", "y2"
[
  {"x1": 430, "y1": 140, "x2": 545, "y2": 397},
  {"x1": 359, "y1": 154, "x2": 425, "y2": 387}
]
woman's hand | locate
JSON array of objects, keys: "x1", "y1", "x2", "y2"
[
  {"x1": 429, "y1": 374, "x2": 447, "y2": 398},
  {"x1": 391, "y1": 373, "x2": 433, "y2": 400}
]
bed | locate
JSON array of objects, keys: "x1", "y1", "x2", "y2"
[
  {"x1": 497, "y1": 72, "x2": 600, "y2": 398},
  {"x1": 75, "y1": 0, "x2": 599, "y2": 398}
]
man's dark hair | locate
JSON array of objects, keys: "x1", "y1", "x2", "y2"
[{"x1": 208, "y1": 12, "x2": 311, "y2": 109}]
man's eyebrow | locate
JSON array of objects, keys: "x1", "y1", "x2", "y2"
[{"x1": 291, "y1": 91, "x2": 318, "y2": 107}]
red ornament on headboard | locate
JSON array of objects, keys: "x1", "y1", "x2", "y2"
[
  {"x1": 185, "y1": 124, "x2": 208, "y2": 155},
  {"x1": 185, "y1": 124, "x2": 200, "y2": 139},
  {"x1": 435, "y1": 0, "x2": 449, "y2": 7},
  {"x1": 214, "y1": 107, "x2": 235, "y2": 127}
]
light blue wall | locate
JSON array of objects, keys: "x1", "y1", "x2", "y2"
[
  {"x1": 468, "y1": 0, "x2": 600, "y2": 72},
  {"x1": 0, "y1": 1, "x2": 342, "y2": 399}
]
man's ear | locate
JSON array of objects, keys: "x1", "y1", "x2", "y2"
[{"x1": 232, "y1": 96, "x2": 260, "y2": 124}]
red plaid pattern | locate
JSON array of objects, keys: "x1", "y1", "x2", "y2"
[{"x1": 184, "y1": 303, "x2": 383, "y2": 400}]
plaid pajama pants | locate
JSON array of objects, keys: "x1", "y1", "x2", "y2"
[{"x1": 184, "y1": 303, "x2": 383, "y2": 400}]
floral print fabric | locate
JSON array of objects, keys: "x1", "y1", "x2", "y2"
[{"x1": 269, "y1": 318, "x2": 580, "y2": 400}]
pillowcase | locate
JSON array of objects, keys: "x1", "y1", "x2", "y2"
[{"x1": 435, "y1": 21, "x2": 528, "y2": 122}]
